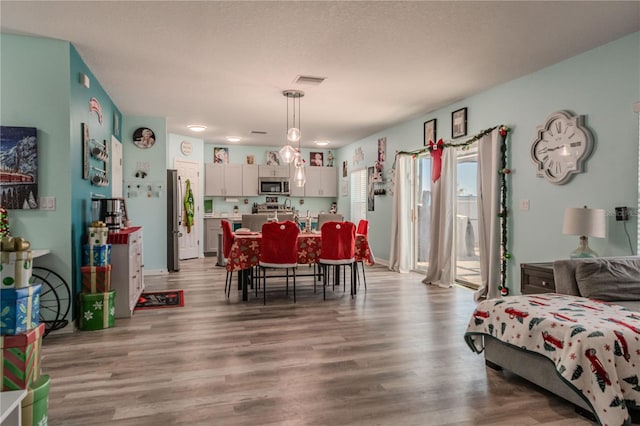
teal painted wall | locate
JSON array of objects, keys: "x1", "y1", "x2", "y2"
[
  {"x1": 121, "y1": 115, "x2": 167, "y2": 272},
  {"x1": 335, "y1": 32, "x2": 640, "y2": 292},
  {"x1": 1, "y1": 34, "x2": 122, "y2": 324},
  {"x1": 69, "y1": 45, "x2": 121, "y2": 296},
  {"x1": 0, "y1": 34, "x2": 73, "y2": 314}
]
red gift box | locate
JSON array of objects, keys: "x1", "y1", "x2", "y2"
[
  {"x1": 1, "y1": 323, "x2": 45, "y2": 391},
  {"x1": 81, "y1": 265, "x2": 112, "y2": 293}
]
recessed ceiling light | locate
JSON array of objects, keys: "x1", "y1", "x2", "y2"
[
  {"x1": 187, "y1": 124, "x2": 206, "y2": 132},
  {"x1": 314, "y1": 140, "x2": 329, "y2": 146},
  {"x1": 226, "y1": 136, "x2": 241, "y2": 143}
]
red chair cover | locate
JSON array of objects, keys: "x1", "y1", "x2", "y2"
[
  {"x1": 260, "y1": 220, "x2": 299, "y2": 266},
  {"x1": 221, "y1": 220, "x2": 235, "y2": 259},
  {"x1": 356, "y1": 219, "x2": 369, "y2": 236},
  {"x1": 320, "y1": 221, "x2": 356, "y2": 263}
]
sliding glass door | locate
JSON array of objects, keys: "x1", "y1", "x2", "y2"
[
  {"x1": 414, "y1": 154, "x2": 431, "y2": 273},
  {"x1": 455, "y1": 146, "x2": 480, "y2": 287},
  {"x1": 411, "y1": 146, "x2": 481, "y2": 286}
]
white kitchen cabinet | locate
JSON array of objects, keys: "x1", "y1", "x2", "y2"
[
  {"x1": 242, "y1": 164, "x2": 259, "y2": 196},
  {"x1": 303, "y1": 167, "x2": 337, "y2": 197},
  {"x1": 258, "y1": 165, "x2": 290, "y2": 178},
  {"x1": 204, "y1": 218, "x2": 221, "y2": 254},
  {"x1": 111, "y1": 227, "x2": 144, "y2": 318},
  {"x1": 205, "y1": 164, "x2": 243, "y2": 196}
]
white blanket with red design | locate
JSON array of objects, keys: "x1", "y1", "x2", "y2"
[{"x1": 464, "y1": 294, "x2": 640, "y2": 426}]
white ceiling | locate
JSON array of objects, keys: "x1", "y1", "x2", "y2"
[{"x1": 1, "y1": 1, "x2": 638, "y2": 148}]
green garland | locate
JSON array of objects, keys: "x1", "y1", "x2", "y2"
[{"x1": 393, "y1": 124, "x2": 513, "y2": 295}]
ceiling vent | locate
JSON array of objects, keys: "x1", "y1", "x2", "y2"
[
  {"x1": 251, "y1": 130, "x2": 267, "y2": 135},
  {"x1": 294, "y1": 75, "x2": 326, "y2": 85}
]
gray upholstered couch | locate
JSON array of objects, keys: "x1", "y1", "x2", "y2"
[
  {"x1": 553, "y1": 256, "x2": 640, "y2": 312},
  {"x1": 483, "y1": 256, "x2": 640, "y2": 421}
]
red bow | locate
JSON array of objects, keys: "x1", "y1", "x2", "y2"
[{"x1": 429, "y1": 139, "x2": 444, "y2": 182}]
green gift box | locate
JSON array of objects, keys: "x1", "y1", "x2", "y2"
[
  {"x1": 79, "y1": 291, "x2": 115, "y2": 331},
  {"x1": 21, "y1": 374, "x2": 50, "y2": 426}
]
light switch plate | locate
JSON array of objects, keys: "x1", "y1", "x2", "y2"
[{"x1": 39, "y1": 196, "x2": 56, "y2": 211}]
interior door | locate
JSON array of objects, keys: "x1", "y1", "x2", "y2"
[
  {"x1": 175, "y1": 159, "x2": 200, "y2": 260},
  {"x1": 110, "y1": 136, "x2": 123, "y2": 198}
]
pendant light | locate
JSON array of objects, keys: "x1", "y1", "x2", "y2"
[
  {"x1": 293, "y1": 149, "x2": 306, "y2": 187},
  {"x1": 279, "y1": 90, "x2": 304, "y2": 164}
]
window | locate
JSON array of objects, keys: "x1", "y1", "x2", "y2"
[{"x1": 350, "y1": 168, "x2": 367, "y2": 224}]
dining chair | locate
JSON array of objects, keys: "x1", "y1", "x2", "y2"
[
  {"x1": 277, "y1": 213, "x2": 294, "y2": 222},
  {"x1": 317, "y1": 213, "x2": 343, "y2": 230},
  {"x1": 319, "y1": 221, "x2": 356, "y2": 300},
  {"x1": 221, "y1": 219, "x2": 235, "y2": 298},
  {"x1": 258, "y1": 220, "x2": 300, "y2": 304},
  {"x1": 356, "y1": 219, "x2": 369, "y2": 290},
  {"x1": 242, "y1": 214, "x2": 269, "y2": 232}
]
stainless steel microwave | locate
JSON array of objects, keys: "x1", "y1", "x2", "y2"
[{"x1": 259, "y1": 177, "x2": 290, "y2": 195}]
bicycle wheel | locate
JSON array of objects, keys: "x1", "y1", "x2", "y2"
[{"x1": 31, "y1": 266, "x2": 71, "y2": 336}]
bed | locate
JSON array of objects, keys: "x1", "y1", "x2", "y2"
[{"x1": 465, "y1": 292, "x2": 640, "y2": 426}]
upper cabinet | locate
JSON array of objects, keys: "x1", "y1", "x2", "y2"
[
  {"x1": 301, "y1": 167, "x2": 337, "y2": 197},
  {"x1": 242, "y1": 165, "x2": 259, "y2": 196},
  {"x1": 258, "y1": 165, "x2": 290, "y2": 178},
  {"x1": 205, "y1": 164, "x2": 243, "y2": 196}
]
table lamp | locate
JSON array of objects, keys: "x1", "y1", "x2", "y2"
[{"x1": 562, "y1": 206, "x2": 606, "y2": 258}]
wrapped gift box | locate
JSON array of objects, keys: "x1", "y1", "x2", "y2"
[
  {"x1": 0, "y1": 284, "x2": 41, "y2": 335},
  {"x1": 88, "y1": 225, "x2": 108, "y2": 247},
  {"x1": 0, "y1": 250, "x2": 33, "y2": 289},
  {"x1": 21, "y1": 374, "x2": 50, "y2": 426},
  {"x1": 0, "y1": 323, "x2": 44, "y2": 391},
  {"x1": 79, "y1": 291, "x2": 115, "y2": 331},
  {"x1": 82, "y1": 244, "x2": 111, "y2": 267},
  {"x1": 81, "y1": 265, "x2": 112, "y2": 294}
]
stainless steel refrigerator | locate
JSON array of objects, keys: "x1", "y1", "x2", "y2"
[{"x1": 167, "y1": 169, "x2": 181, "y2": 271}]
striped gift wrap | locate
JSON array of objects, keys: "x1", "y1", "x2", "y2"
[
  {"x1": 80, "y1": 265, "x2": 112, "y2": 293},
  {"x1": 0, "y1": 323, "x2": 44, "y2": 391}
]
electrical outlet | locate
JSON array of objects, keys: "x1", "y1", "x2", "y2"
[{"x1": 615, "y1": 206, "x2": 629, "y2": 221}]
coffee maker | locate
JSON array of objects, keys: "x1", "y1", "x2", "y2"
[{"x1": 92, "y1": 198, "x2": 129, "y2": 232}]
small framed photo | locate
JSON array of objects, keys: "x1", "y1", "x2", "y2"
[
  {"x1": 214, "y1": 147, "x2": 229, "y2": 164},
  {"x1": 310, "y1": 152, "x2": 323, "y2": 167},
  {"x1": 451, "y1": 107, "x2": 467, "y2": 138},
  {"x1": 424, "y1": 119, "x2": 436, "y2": 146}
]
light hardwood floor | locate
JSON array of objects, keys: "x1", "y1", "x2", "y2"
[{"x1": 42, "y1": 258, "x2": 598, "y2": 426}]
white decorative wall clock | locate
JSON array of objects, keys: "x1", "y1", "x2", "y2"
[
  {"x1": 180, "y1": 140, "x2": 192, "y2": 156},
  {"x1": 530, "y1": 110, "x2": 594, "y2": 184}
]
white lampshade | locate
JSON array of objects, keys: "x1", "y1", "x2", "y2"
[{"x1": 562, "y1": 207, "x2": 606, "y2": 238}]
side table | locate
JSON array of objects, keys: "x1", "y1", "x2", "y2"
[{"x1": 520, "y1": 262, "x2": 556, "y2": 294}]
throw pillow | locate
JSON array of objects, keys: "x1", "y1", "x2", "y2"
[{"x1": 575, "y1": 258, "x2": 640, "y2": 301}]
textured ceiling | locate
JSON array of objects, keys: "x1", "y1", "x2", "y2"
[{"x1": 1, "y1": 1, "x2": 638, "y2": 148}]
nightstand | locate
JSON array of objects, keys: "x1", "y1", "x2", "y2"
[{"x1": 520, "y1": 262, "x2": 556, "y2": 294}]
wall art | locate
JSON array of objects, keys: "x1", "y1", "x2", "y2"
[{"x1": 0, "y1": 126, "x2": 38, "y2": 209}]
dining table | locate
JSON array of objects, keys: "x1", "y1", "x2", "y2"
[{"x1": 226, "y1": 231, "x2": 375, "y2": 301}]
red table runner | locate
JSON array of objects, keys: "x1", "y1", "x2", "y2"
[{"x1": 226, "y1": 233, "x2": 374, "y2": 272}]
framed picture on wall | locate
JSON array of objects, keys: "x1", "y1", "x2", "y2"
[
  {"x1": 367, "y1": 166, "x2": 375, "y2": 211},
  {"x1": 424, "y1": 119, "x2": 436, "y2": 146},
  {"x1": 214, "y1": 147, "x2": 229, "y2": 164},
  {"x1": 0, "y1": 126, "x2": 38, "y2": 209},
  {"x1": 451, "y1": 107, "x2": 467, "y2": 138}
]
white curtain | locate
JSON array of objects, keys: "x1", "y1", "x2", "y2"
[
  {"x1": 474, "y1": 129, "x2": 502, "y2": 300},
  {"x1": 389, "y1": 155, "x2": 412, "y2": 273},
  {"x1": 423, "y1": 147, "x2": 457, "y2": 287}
]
